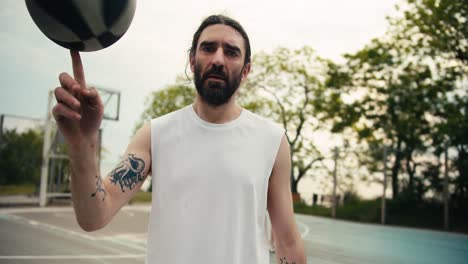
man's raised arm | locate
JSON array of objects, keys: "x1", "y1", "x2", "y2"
[{"x1": 52, "y1": 50, "x2": 151, "y2": 231}]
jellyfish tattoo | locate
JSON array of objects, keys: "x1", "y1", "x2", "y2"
[{"x1": 109, "y1": 154, "x2": 146, "y2": 192}]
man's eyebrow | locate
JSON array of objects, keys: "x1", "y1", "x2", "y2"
[{"x1": 199, "y1": 41, "x2": 216, "y2": 47}]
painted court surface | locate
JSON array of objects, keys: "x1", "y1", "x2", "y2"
[{"x1": 1, "y1": 205, "x2": 467, "y2": 264}]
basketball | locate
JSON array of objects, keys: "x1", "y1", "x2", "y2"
[{"x1": 25, "y1": 0, "x2": 136, "y2": 52}]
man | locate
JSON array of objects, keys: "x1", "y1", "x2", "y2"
[{"x1": 52, "y1": 15, "x2": 306, "y2": 264}]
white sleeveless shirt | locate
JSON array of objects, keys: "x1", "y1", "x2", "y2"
[{"x1": 147, "y1": 104, "x2": 284, "y2": 264}]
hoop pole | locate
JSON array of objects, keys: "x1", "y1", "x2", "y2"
[{"x1": 39, "y1": 91, "x2": 53, "y2": 207}]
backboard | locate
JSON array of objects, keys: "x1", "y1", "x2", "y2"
[{"x1": 95, "y1": 85, "x2": 121, "y2": 121}]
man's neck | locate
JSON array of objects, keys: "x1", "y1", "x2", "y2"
[{"x1": 193, "y1": 95, "x2": 242, "y2": 124}]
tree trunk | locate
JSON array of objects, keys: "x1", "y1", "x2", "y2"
[
  {"x1": 290, "y1": 152, "x2": 295, "y2": 193},
  {"x1": 291, "y1": 174, "x2": 298, "y2": 193},
  {"x1": 455, "y1": 145, "x2": 468, "y2": 204},
  {"x1": 391, "y1": 139, "x2": 403, "y2": 199},
  {"x1": 405, "y1": 148, "x2": 416, "y2": 197},
  {"x1": 291, "y1": 172, "x2": 301, "y2": 202}
]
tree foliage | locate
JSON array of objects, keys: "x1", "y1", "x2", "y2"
[
  {"x1": 0, "y1": 128, "x2": 43, "y2": 185},
  {"x1": 400, "y1": 0, "x2": 467, "y2": 64},
  {"x1": 324, "y1": 0, "x2": 467, "y2": 202}
]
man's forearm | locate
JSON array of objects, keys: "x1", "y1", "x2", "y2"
[{"x1": 69, "y1": 139, "x2": 111, "y2": 231}]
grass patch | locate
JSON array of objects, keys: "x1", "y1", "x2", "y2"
[
  {"x1": 129, "y1": 191, "x2": 152, "y2": 204},
  {"x1": 294, "y1": 198, "x2": 468, "y2": 233},
  {"x1": 336, "y1": 199, "x2": 381, "y2": 223},
  {"x1": 0, "y1": 184, "x2": 36, "y2": 196},
  {"x1": 294, "y1": 199, "x2": 380, "y2": 223},
  {"x1": 294, "y1": 201, "x2": 331, "y2": 217}
]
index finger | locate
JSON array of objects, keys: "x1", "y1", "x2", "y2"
[{"x1": 70, "y1": 50, "x2": 86, "y2": 89}]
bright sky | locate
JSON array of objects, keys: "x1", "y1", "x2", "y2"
[{"x1": 0, "y1": 0, "x2": 401, "y2": 199}]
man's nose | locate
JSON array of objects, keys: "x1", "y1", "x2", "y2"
[{"x1": 211, "y1": 47, "x2": 225, "y2": 67}]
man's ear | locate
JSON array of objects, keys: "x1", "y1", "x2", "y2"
[
  {"x1": 190, "y1": 55, "x2": 195, "y2": 73},
  {"x1": 241, "y1": 63, "x2": 251, "y2": 81}
]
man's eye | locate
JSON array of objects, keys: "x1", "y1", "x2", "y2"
[
  {"x1": 226, "y1": 50, "x2": 238, "y2": 57},
  {"x1": 201, "y1": 46, "x2": 214, "y2": 52}
]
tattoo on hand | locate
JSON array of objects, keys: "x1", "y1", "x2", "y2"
[
  {"x1": 91, "y1": 175, "x2": 106, "y2": 201},
  {"x1": 109, "y1": 154, "x2": 145, "y2": 192},
  {"x1": 280, "y1": 257, "x2": 296, "y2": 264}
]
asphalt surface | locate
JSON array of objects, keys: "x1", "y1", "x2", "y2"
[{"x1": 1, "y1": 205, "x2": 467, "y2": 264}]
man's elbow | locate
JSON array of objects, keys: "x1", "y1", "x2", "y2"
[{"x1": 76, "y1": 216, "x2": 108, "y2": 232}]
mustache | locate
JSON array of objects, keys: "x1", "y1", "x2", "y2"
[{"x1": 202, "y1": 67, "x2": 227, "y2": 80}]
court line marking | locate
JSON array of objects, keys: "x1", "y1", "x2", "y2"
[
  {"x1": 101, "y1": 236, "x2": 147, "y2": 251},
  {"x1": 0, "y1": 204, "x2": 151, "y2": 214},
  {"x1": 297, "y1": 219, "x2": 310, "y2": 238},
  {"x1": 2, "y1": 214, "x2": 147, "y2": 254},
  {"x1": 0, "y1": 255, "x2": 145, "y2": 260},
  {"x1": 4, "y1": 213, "x2": 97, "y2": 241}
]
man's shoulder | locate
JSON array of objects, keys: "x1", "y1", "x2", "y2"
[
  {"x1": 242, "y1": 109, "x2": 283, "y2": 131},
  {"x1": 150, "y1": 105, "x2": 191, "y2": 124},
  {"x1": 242, "y1": 110, "x2": 285, "y2": 142}
]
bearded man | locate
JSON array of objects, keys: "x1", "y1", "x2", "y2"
[{"x1": 52, "y1": 14, "x2": 306, "y2": 264}]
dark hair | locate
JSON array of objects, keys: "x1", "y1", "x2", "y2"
[{"x1": 189, "y1": 15, "x2": 251, "y2": 66}]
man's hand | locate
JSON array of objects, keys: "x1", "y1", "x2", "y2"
[{"x1": 52, "y1": 50, "x2": 104, "y2": 147}]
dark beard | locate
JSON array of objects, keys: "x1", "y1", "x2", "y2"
[{"x1": 194, "y1": 63, "x2": 242, "y2": 106}]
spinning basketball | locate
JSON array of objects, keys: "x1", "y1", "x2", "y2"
[{"x1": 25, "y1": 0, "x2": 136, "y2": 52}]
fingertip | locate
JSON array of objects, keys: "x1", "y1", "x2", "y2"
[
  {"x1": 73, "y1": 100, "x2": 81, "y2": 109},
  {"x1": 81, "y1": 88, "x2": 91, "y2": 96},
  {"x1": 86, "y1": 87, "x2": 98, "y2": 96},
  {"x1": 70, "y1": 49, "x2": 79, "y2": 57},
  {"x1": 58, "y1": 72, "x2": 69, "y2": 81}
]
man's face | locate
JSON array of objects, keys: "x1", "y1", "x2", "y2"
[{"x1": 191, "y1": 24, "x2": 250, "y2": 106}]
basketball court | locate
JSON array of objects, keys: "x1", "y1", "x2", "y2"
[
  {"x1": 1, "y1": 205, "x2": 468, "y2": 264},
  {"x1": 1, "y1": 85, "x2": 467, "y2": 264},
  {"x1": 0, "y1": 206, "x2": 147, "y2": 264}
]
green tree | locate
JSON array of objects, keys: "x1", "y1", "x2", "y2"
[
  {"x1": 328, "y1": 34, "x2": 460, "y2": 200},
  {"x1": 399, "y1": 0, "x2": 467, "y2": 64},
  {"x1": 433, "y1": 95, "x2": 468, "y2": 208},
  {"x1": 326, "y1": 0, "x2": 467, "y2": 201},
  {"x1": 397, "y1": 0, "x2": 468, "y2": 206},
  {"x1": 396, "y1": 0, "x2": 467, "y2": 203},
  {"x1": 0, "y1": 128, "x2": 43, "y2": 185}
]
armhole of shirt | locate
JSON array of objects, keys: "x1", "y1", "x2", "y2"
[{"x1": 267, "y1": 126, "x2": 286, "y2": 181}]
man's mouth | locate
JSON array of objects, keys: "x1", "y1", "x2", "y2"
[{"x1": 206, "y1": 74, "x2": 225, "y2": 81}]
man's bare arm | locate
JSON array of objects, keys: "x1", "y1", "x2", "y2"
[
  {"x1": 268, "y1": 135, "x2": 306, "y2": 263},
  {"x1": 52, "y1": 51, "x2": 152, "y2": 231},
  {"x1": 70, "y1": 123, "x2": 151, "y2": 231}
]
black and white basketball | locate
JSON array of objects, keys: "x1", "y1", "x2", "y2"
[{"x1": 25, "y1": 0, "x2": 136, "y2": 52}]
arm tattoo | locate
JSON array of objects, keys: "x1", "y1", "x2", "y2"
[
  {"x1": 91, "y1": 175, "x2": 106, "y2": 201},
  {"x1": 109, "y1": 154, "x2": 145, "y2": 192},
  {"x1": 280, "y1": 257, "x2": 296, "y2": 264}
]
